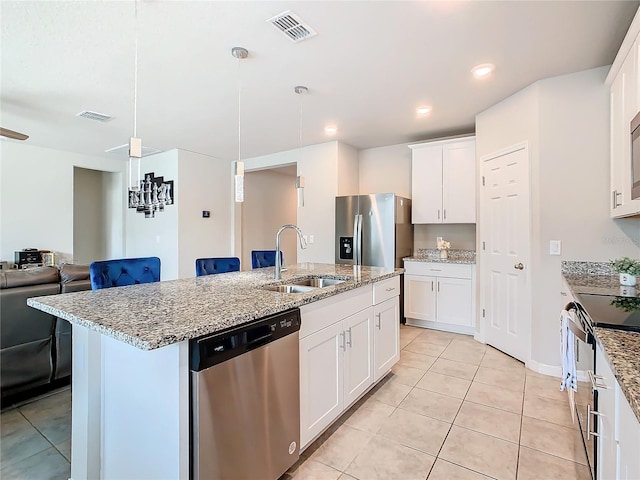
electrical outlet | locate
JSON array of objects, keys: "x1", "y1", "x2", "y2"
[
  {"x1": 309, "y1": 235, "x2": 315, "y2": 244},
  {"x1": 549, "y1": 240, "x2": 561, "y2": 255}
]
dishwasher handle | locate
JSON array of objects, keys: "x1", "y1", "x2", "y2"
[{"x1": 247, "y1": 333, "x2": 273, "y2": 351}]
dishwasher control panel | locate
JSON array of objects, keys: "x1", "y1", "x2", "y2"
[{"x1": 189, "y1": 308, "x2": 301, "y2": 371}]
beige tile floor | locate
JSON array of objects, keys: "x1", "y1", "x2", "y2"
[
  {"x1": 285, "y1": 325, "x2": 592, "y2": 480},
  {"x1": 1, "y1": 386, "x2": 71, "y2": 480},
  {"x1": 0, "y1": 326, "x2": 592, "y2": 480}
]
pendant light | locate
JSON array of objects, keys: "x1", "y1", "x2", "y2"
[
  {"x1": 295, "y1": 85, "x2": 308, "y2": 207},
  {"x1": 128, "y1": 0, "x2": 142, "y2": 192},
  {"x1": 232, "y1": 47, "x2": 248, "y2": 203}
]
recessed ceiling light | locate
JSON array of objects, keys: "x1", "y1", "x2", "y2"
[
  {"x1": 471, "y1": 63, "x2": 495, "y2": 79},
  {"x1": 324, "y1": 125, "x2": 337, "y2": 135},
  {"x1": 416, "y1": 106, "x2": 432, "y2": 115}
]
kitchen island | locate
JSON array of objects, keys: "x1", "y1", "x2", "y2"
[{"x1": 27, "y1": 263, "x2": 402, "y2": 480}]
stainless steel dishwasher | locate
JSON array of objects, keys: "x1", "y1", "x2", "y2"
[{"x1": 190, "y1": 308, "x2": 301, "y2": 480}]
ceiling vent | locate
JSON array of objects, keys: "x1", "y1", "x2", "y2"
[
  {"x1": 267, "y1": 11, "x2": 317, "y2": 43},
  {"x1": 76, "y1": 110, "x2": 113, "y2": 122},
  {"x1": 104, "y1": 144, "x2": 162, "y2": 157}
]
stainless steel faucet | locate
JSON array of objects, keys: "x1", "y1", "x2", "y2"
[{"x1": 275, "y1": 224, "x2": 307, "y2": 280}]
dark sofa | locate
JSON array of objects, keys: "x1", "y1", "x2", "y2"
[{"x1": 0, "y1": 264, "x2": 90, "y2": 398}]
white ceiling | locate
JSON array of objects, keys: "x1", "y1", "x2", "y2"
[{"x1": 1, "y1": 1, "x2": 638, "y2": 162}]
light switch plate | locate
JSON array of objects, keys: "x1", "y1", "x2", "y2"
[
  {"x1": 309, "y1": 235, "x2": 315, "y2": 244},
  {"x1": 549, "y1": 240, "x2": 561, "y2": 255}
]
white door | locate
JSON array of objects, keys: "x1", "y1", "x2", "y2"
[
  {"x1": 411, "y1": 146, "x2": 443, "y2": 223},
  {"x1": 480, "y1": 144, "x2": 531, "y2": 362},
  {"x1": 442, "y1": 140, "x2": 476, "y2": 223},
  {"x1": 299, "y1": 322, "x2": 343, "y2": 448},
  {"x1": 374, "y1": 297, "x2": 400, "y2": 381},
  {"x1": 436, "y1": 277, "x2": 472, "y2": 327},
  {"x1": 343, "y1": 309, "x2": 374, "y2": 407},
  {"x1": 404, "y1": 275, "x2": 437, "y2": 321}
]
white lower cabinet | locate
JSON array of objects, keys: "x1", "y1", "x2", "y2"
[
  {"x1": 404, "y1": 261, "x2": 475, "y2": 334},
  {"x1": 373, "y1": 296, "x2": 400, "y2": 381},
  {"x1": 595, "y1": 346, "x2": 617, "y2": 480},
  {"x1": 343, "y1": 308, "x2": 374, "y2": 407},
  {"x1": 299, "y1": 279, "x2": 400, "y2": 449},
  {"x1": 595, "y1": 343, "x2": 640, "y2": 480}
]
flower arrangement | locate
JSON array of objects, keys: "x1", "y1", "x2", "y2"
[
  {"x1": 437, "y1": 240, "x2": 451, "y2": 251},
  {"x1": 610, "y1": 257, "x2": 640, "y2": 276}
]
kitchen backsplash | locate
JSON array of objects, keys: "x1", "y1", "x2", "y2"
[
  {"x1": 415, "y1": 249, "x2": 476, "y2": 262},
  {"x1": 413, "y1": 224, "x2": 476, "y2": 250},
  {"x1": 561, "y1": 260, "x2": 614, "y2": 275}
]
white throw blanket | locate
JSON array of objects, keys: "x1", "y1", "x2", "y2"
[
  {"x1": 560, "y1": 309, "x2": 578, "y2": 422},
  {"x1": 560, "y1": 309, "x2": 578, "y2": 392}
]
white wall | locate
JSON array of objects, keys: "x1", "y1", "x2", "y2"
[
  {"x1": 126, "y1": 150, "x2": 180, "y2": 280},
  {"x1": 241, "y1": 141, "x2": 359, "y2": 264},
  {"x1": 177, "y1": 150, "x2": 232, "y2": 278},
  {"x1": 358, "y1": 142, "x2": 411, "y2": 198},
  {"x1": 241, "y1": 169, "x2": 297, "y2": 270},
  {"x1": 73, "y1": 167, "x2": 109, "y2": 264},
  {"x1": 476, "y1": 66, "x2": 640, "y2": 370},
  {"x1": 0, "y1": 142, "x2": 125, "y2": 264}
]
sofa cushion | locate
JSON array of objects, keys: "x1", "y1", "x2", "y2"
[
  {"x1": 60, "y1": 264, "x2": 90, "y2": 283},
  {"x1": 0, "y1": 266, "x2": 59, "y2": 289}
]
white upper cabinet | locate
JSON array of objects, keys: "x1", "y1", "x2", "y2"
[
  {"x1": 409, "y1": 137, "x2": 476, "y2": 224},
  {"x1": 607, "y1": 9, "x2": 640, "y2": 217}
]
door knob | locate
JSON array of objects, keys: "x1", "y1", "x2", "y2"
[{"x1": 514, "y1": 263, "x2": 524, "y2": 270}]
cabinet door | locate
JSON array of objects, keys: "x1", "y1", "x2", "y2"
[
  {"x1": 436, "y1": 277, "x2": 472, "y2": 327},
  {"x1": 299, "y1": 322, "x2": 343, "y2": 448},
  {"x1": 617, "y1": 383, "x2": 640, "y2": 480},
  {"x1": 373, "y1": 297, "x2": 399, "y2": 382},
  {"x1": 411, "y1": 146, "x2": 443, "y2": 223},
  {"x1": 404, "y1": 275, "x2": 437, "y2": 321},
  {"x1": 611, "y1": 66, "x2": 626, "y2": 216},
  {"x1": 442, "y1": 140, "x2": 476, "y2": 223},
  {"x1": 343, "y1": 309, "x2": 374, "y2": 407},
  {"x1": 595, "y1": 346, "x2": 617, "y2": 480}
]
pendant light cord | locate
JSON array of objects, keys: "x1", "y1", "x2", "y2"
[
  {"x1": 133, "y1": 0, "x2": 138, "y2": 138},
  {"x1": 237, "y1": 56, "x2": 242, "y2": 164}
]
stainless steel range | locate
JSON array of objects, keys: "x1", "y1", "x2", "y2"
[{"x1": 568, "y1": 292, "x2": 640, "y2": 480}]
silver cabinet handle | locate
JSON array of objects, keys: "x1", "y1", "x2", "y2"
[
  {"x1": 437, "y1": 281, "x2": 440, "y2": 292},
  {"x1": 514, "y1": 263, "x2": 524, "y2": 270},
  {"x1": 376, "y1": 313, "x2": 381, "y2": 330},
  {"x1": 443, "y1": 209, "x2": 446, "y2": 220},
  {"x1": 437, "y1": 209, "x2": 440, "y2": 220},
  {"x1": 560, "y1": 292, "x2": 567, "y2": 296},
  {"x1": 431, "y1": 281, "x2": 434, "y2": 291},
  {"x1": 429, "y1": 268, "x2": 442, "y2": 272},
  {"x1": 385, "y1": 287, "x2": 396, "y2": 292},
  {"x1": 340, "y1": 332, "x2": 346, "y2": 351},
  {"x1": 346, "y1": 328, "x2": 352, "y2": 347},
  {"x1": 587, "y1": 404, "x2": 602, "y2": 440},
  {"x1": 587, "y1": 370, "x2": 609, "y2": 390},
  {"x1": 612, "y1": 190, "x2": 622, "y2": 208}
]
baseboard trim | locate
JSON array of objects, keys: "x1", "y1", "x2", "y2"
[
  {"x1": 405, "y1": 318, "x2": 475, "y2": 336},
  {"x1": 526, "y1": 359, "x2": 589, "y2": 382}
]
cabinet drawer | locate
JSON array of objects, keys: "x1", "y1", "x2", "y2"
[
  {"x1": 404, "y1": 261, "x2": 472, "y2": 279},
  {"x1": 300, "y1": 286, "x2": 371, "y2": 339},
  {"x1": 373, "y1": 276, "x2": 400, "y2": 305}
]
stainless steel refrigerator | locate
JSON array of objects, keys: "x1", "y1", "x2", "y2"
[{"x1": 335, "y1": 193, "x2": 413, "y2": 270}]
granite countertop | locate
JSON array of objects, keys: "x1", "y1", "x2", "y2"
[
  {"x1": 27, "y1": 263, "x2": 401, "y2": 351},
  {"x1": 562, "y1": 261, "x2": 640, "y2": 422},
  {"x1": 594, "y1": 327, "x2": 640, "y2": 423},
  {"x1": 404, "y1": 248, "x2": 476, "y2": 265}
]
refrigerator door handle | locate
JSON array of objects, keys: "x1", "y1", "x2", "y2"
[
  {"x1": 352, "y1": 215, "x2": 360, "y2": 265},
  {"x1": 354, "y1": 214, "x2": 362, "y2": 265}
]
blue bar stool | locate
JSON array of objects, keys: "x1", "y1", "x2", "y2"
[
  {"x1": 195, "y1": 257, "x2": 240, "y2": 277},
  {"x1": 89, "y1": 257, "x2": 161, "y2": 290},
  {"x1": 251, "y1": 250, "x2": 284, "y2": 269}
]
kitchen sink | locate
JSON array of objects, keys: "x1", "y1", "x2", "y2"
[
  {"x1": 289, "y1": 277, "x2": 347, "y2": 288},
  {"x1": 262, "y1": 277, "x2": 347, "y2": 294},
  {"x1": 262, "y1": 284, "x2": 317, "y2": 294}
]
